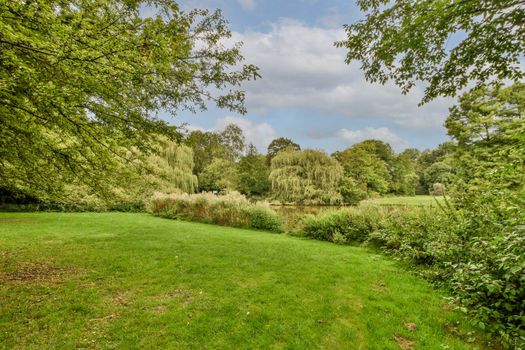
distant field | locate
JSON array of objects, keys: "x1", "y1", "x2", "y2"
[
  {"x1": 361, "y1": 195, "x2": 446, "y2": 207},
  {"x1": 0, "y1": 212, "x2": 486, "y2": 349}
]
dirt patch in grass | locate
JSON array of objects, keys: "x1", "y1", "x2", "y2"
[
  {"x1": 0, "y1": 258, "x2": 78, "y2": 284},
  {"x1": 393, "y1": 334, "x2": 416, "y2": 350}
]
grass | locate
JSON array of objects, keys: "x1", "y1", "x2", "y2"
[
  {"x1": 0, "y1": 212, "x2": 485, "y2": 349},
  {"x1": 361, "y1": 195, "x2": 446, "y2": 207}
]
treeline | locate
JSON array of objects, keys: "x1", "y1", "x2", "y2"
[{"x1": 180, "y1": 128, "x2": 454, "y2": 205}]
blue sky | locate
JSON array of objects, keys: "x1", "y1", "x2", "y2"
[{"x1": 167, "y1": 0, "x2": 455, "y2": 153}]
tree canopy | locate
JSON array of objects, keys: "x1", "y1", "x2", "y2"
[
  {"x1": 336, "y1": 0, "x2": 525, "y2": 103},
  {"x1": 266, "y1": 137, "x2": 301, "y2": 164},
  {"x1": 446, "y1": 82, "x2": 525, "y2": 193},
  {"x1": 0, "y1": 0, "x2": 258, "y2": 199},
  {"x1": 270, "y1": 149, "x2": 343, "y2": 205}
]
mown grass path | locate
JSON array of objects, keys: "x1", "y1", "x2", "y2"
[{"x1": 0, "y1": 213, "x2": 482, "y2": 349}]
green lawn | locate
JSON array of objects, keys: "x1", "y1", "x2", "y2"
[
  {"x1": 0, "y1": 213, "x2": 484, "y2": 349},
  {"x1": 361, "y1": 195, "x2": 446, "y2": 207}
]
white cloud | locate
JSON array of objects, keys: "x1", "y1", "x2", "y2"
[
  {"x1": 229, "y1": 20, "x2": 452, "y2": 129},
  {"x1": 337, "y1": 127, "x2": 409, "y2": 152},
  {"x1": 237, "y1": 0, "x2": 255, "y2": 11}
]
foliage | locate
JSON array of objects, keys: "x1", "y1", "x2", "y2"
[
  {"x1": 266, "y1": 137, "x2": 301, "y2": 164},
  {"x1": 0, "y1": 0, "x2": 258, "y2": 199},
  {"x1": 198, "y1": 158, "x2": 237, "y2": 192},
  {"x1": 236, "y1": 149, "x2": 271, "y2": 197},
  {"x1": 245, "y1": 205, "x2": 282, "y2": 232},
  {"x1": 149, "y1": 191, "x2": 283, "y2": 232},
  {"x1": 270, "y1": 149, "x2": 343, "y2": 205},
  {"x1": 334, "y1": 146, "x2": 391, "y2": 196},
  {"x1": 219, "y1": 124, "x2": 246, "y2": 162},
  {"x1": 183, "y1": 130, "x2": 226, "y2": 175},
  {"x1": 147, "y1": 140, "x2": 198, "y2": 194},
  {"x1": 446, "y1": 82, "x2": 525, "y2": 197},
  {"x1": 301, "y1": 206, "x2": 382, "y2": 243},
  {"x1": 417, "y1": 142, "x2": 456, "y2": 194},
  {"x1": 336, "y1": 0, "x2": 525, "y2": 103},
  {"x1": 391, "y1": 149, "x2": 419, "y2": 195},
  {"x1": 338, "y1": 177, "x2": 368, "y2": 205}
]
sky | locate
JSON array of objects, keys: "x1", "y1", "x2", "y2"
[{"x1": 161, "y1": 0, "x2": 457, "y2": 154}]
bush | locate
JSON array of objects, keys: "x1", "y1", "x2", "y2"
[
  {"x1": 149, "y1": 192, "x2": 283, "y2": 232},
  {"x1": 244, "y1": 205, "x2": 283, "y2": 232},
  {"x1": 301, "y1": 206, "x2": 382, "y2": 243}
]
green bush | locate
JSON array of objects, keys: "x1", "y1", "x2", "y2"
[
  {"x1": 244, "y1": 205, "x2": 283, "y2": 232},
  {"x1": 301, "y1": 206, "x2": 382, "y2": 243},
  {"x1": 149, "y1": 192, "x2": 283, "y2": 233}
]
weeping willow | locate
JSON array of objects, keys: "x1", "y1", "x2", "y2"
[
  {"x1": 269, "y1": 149, "x2": 343, "y2": 205},
  {"x1": 148, "y1": 141, "x2": 198, "y2": 194}
]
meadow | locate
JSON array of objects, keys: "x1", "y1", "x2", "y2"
[{"x1": 0, "y1": 212, "x2": 487, "y2": 349}]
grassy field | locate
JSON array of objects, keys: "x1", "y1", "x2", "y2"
[
  {"x1": 361, "y1": 195, "x2": 446, "y2": 207},
  {"x1": 0, "y1": 213, "x2": 484, "y2": 349}
]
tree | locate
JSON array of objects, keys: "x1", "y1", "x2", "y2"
[
  {"x1": 183, "y1": 130, "x2": 227, "y2": 175},
  {"x1": 270, "y1": 149, "x2": 343, "y2": 205},
  {"x1": 0, "y1": 1, "x2": 259, "y2": 200},
  {"x1": 417, "y1": 142, "x2": 456, "y2": 193},
  {"x1": 219, "y1": 124, "x2": 246, "y2": 161},
  {"x1": 199, "y1": 158, "x2": 237, "y2": 192},
  {"x1": 336, "y1": 0, "x2": 525, "y2": 103},
  {"x1": 266, "y1": 137, "x2": 301, "y2": 164},
  {"x1": 153, "y1": 142, "x2": 198, "y2": 194},
  {"x1": 334, "y1": 146, "x2": 391, "y2": 196},
  {"x1": 445, "y1": 82, "x2": 525, "y2": 192},
  {"x1": 352, "y1": 140, "x2": 394, "y2": 164},
  {"x1": 391, "y1": 150, "x2": 419, "y2": 195},
  {"x1": 236, "y1": 146, "x2": 271, "y2": 197}
]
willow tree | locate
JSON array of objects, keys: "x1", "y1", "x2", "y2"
[
  {"x1": 270, "y1": 150, "x2": 343, "y2": 205},
  {"x1": 0, "y1": 1, "x2": 258, "y2": 201},
  {"x1": 152, "y1": 142, "x2": 198, "y2": 194}
]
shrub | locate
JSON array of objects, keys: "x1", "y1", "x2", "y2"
[
  {"x1": 301, "y1": 206, "x2": 382, "y2": 243},
  {"x1": 149, "y1": 192, "x2": 283, "y2": 232},
  {"x1": 244, "y1": 205, "x2": 283, "y2": 232}
]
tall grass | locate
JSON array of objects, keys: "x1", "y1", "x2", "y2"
[{"x1": 149, "y1": 192, "x2": 283, "y2": 232}]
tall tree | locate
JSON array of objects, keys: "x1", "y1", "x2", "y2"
[
  {"x1": 270, "y1": 149, "x2": 343, "y2": 205},
  {"x1": 199, "y1": 158, "x2": 237, "y2": 192},
  {"x1": 266, "y1": 137, "x2": 301, "y2": 164},
  {"x1": 236, "y1": 145, "x2": 271, "y2": 197},
  {"x1": 0, "y1": 1, "x2": 259, "y2": 200},
  {"x1": 445, "y1": 82, "x2": 525, "y2": 193},
  {"x1": 334, "y1": 146, "x2": 391, "y2": 196},
  {"x1": 391, "y1": 149, "x2": 419, "y2": 195},
  {"x1": 183, "y1": 130, "x2": 226, "y2": 175},
  {"x1": 336, "y1": 0, "x2": 525, "y2": 103},
  {"x1": 219, "y1": 124, "x2": 246, "y2": 161}
]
